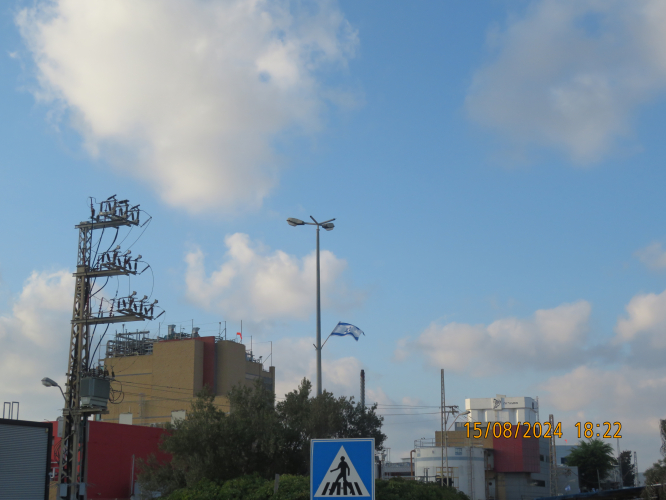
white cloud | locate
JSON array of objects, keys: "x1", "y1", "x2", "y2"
[
  {"x1": 272, "y1": 336, "x2": 362, "y2": 399},
  {"x1": 398, "y1": 301, "x2": 592, "y2": 374},
  {"x1": 614, "y1": 288, "x2": 666, "y2": 368},
  {"x1": 0, "y1": 270, "x2": 73, "y2": 420},
  {"x1": 185, "y1": 233, "x2": 361, "y2": 322},
  {"x1": 466, "y1": 0, "x2": 666, "y2": 163},
  {"x1": 16, "y1": 0, "x2": 358, "y2": 213},
  {"x1": 539, "y1": 365, "x2": 666, "y2": 468},
  {"x1": 635, "y1": 242, "x2": 666, "y2": 270}
]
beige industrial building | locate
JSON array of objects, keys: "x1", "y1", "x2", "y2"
[
  {"x1": 416, "y1": 395, "x2": 579, "y2": 500},
  {"x1": 101, "y1": 327, "x2": 275, "y2": 426}
]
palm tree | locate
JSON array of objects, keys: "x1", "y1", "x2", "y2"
[{"x1": 566, "y1": 439, "x2": 617, "y2": 491}]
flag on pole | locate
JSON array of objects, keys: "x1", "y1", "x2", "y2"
[
  {"x1": 237, "y1": 332, "x2": 242, "y2": 341},
  {"x1": 330, "y1": 322, "x2": 365, "y2": 341}
]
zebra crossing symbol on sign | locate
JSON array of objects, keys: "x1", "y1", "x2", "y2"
[
  {"x1": 311, "y1": 438, "x2": 374, "y2": 499},
  {"x1": 314, "y1": 446, "x2": 370, "y2": 497}
]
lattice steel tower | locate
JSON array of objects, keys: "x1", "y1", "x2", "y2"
[{"x1": 59, "y1": 196, "x2": 162, "y2": 500}]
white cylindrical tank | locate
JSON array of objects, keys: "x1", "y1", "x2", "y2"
[{"x1": 414, "y1": 446, "x2": 486, "y2": 500}]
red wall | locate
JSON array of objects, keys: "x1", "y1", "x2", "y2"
[
  {"x1": 197, "y1": 336, "x2": 216, "y2": 391},
  {"x1": 492, "y1": 425, "x2": 540, "y2": 473},
  {"x1": 51, "y1": 420, "x2": 170, "y2": 500}
]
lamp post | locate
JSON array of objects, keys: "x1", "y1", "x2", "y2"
[
  {"x1": 42, "y1": 377, "x2": 66, "y2": 402},
  {"x1": 287, "y1": 216, "x2": 335, "y2": 397}
]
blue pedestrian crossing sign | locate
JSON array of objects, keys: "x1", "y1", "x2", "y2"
[{"x1": 311, "y1": 438, "x2": 375, "y2": 499}]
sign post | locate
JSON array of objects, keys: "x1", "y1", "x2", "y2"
[{"x1": 311, "y1": 438, "x2": 375, "y2": 499}]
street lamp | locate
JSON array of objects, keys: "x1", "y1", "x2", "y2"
[
  {"x1": 286, "y1": 215, "x2": 335, "y2": 397},
  {"x1": 42, "y1": 377, "x2": 66, "y2": 402}
]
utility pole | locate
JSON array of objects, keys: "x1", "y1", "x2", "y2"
[
  {"x1": 59, "y1": 196, "x2": 162, "y2": 500},
  {"x1": 441, "y1": 369, "x2": 448, "y2": 487},
  {"x1": 438, "y1": 369, "x2": 460, "y2": 488},
  {"x1": 548, "y1": 414, "x2": 557, "y2": 496}
]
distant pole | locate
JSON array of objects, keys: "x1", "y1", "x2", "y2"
[
  {"x1": 617, "y1": 438, "x2": 622, "y2": 485},
  {"x1": 316, "y1": 223, "x2": 322, "y2": 396},
  {"x1": 634, "y1": 452, "x2": 639, "y2": 486},
  {"x1": 549, "y1": 414, "x2": 557, "y2": 496},
  {"x1": 597, "y1": 469, "x2": 601, "y2": 491},
  {"x1": 440, "y1": 368, "x2": 444, "y2": 485},
  {"x1": 441, "y1": 369, "x2": 448, "y2": 486},
  {"x1": 360, "y1": 370, "x2": 366, "y2": 409}
]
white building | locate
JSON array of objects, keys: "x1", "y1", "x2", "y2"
[
  {"x1": 466, "y1": 394, "x2": 538, "y2": 425},
  {"x1": 414, "y1": 445, "x2": 488, "y2": 500}
]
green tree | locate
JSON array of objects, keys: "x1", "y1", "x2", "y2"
[
  {"x1": 618, "y1": 450, "x2": 635, "y2": 487},
  {"x1": 642, "y1": 419, "x2": 666, "y2": 500},
  {"x1": 138, "y1": 378, "x2": 387, "y2": 496},
  {"x1": 138, "y1": 388, "x2": 229, "y2": 494},
  {"x1": 276, "y1": 378, "x2": 386, "y2": 475},
  {"x1": 565, "y1": 439, "x2": 616, "y2": 491},
  {"x1": 645, "y1": 458, "x2": 666, "y2": 486}
]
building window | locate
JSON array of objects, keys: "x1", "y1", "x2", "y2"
[{"x1": 533, "y1": 480, "x2": 546, "y2": 487}]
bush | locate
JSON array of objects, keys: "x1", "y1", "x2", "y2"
[
  {"x1": 164, "y1": 476, "x2": 469, "y2": 500},
  {"x1": 165, "y1": 475, "x2": 307, "y2": 500},
  {"x1": 376, "y1": 477, "x2": 470, "y2": 500}
]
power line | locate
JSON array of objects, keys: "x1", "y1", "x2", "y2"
[{"x1": 377, "y1": 411, "x2": 442, "y2": 416}]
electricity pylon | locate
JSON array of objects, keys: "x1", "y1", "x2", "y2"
[{"x1": 59, "y1": 196, "x2": 162, "y2": 500}]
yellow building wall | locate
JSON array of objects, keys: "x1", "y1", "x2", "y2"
[
  {"x1": 102, "y1": 338, "x2": 273, "y2": 426},
  {"x1": 216, "y1": 340, "x2": 246, "y2": 396},
  {"x1": 436, "y1": 430, "x2": 494, "y2": 449}
]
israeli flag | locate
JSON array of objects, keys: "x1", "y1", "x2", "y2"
[{"x1": 330, "y1": 322, "x2": 365, "y2": 341}]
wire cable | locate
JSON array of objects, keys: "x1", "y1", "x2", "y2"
[
  {"x1": 89, "y1": 323, "x2": 111, "y2": 364},
  {"x1": 126, "y1": 212, "x2": 152, "y2": 251}
]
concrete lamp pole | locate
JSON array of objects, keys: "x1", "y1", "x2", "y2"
[{"x1": 287, "y1": 216, "x2": 335, "y2": 397}]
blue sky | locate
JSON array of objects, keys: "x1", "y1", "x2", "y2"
[{"x1": 1, "y1": 0, "x2": 666, "y2": 469}]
